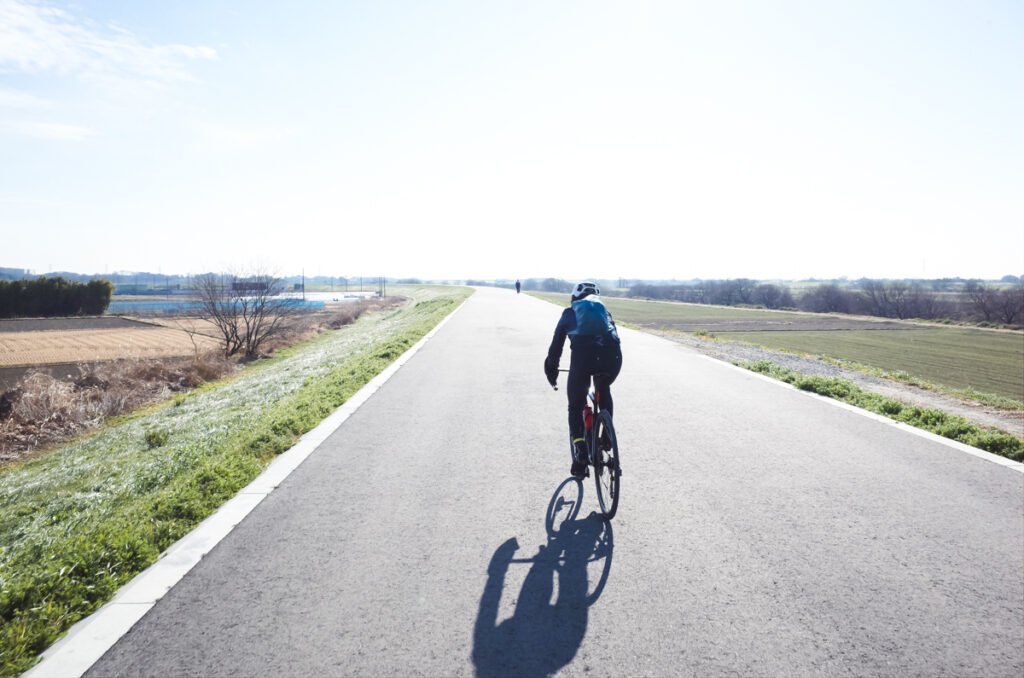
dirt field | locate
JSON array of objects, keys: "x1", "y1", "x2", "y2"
[
  {"x1": 0, "y1": 315, "x2": 221, "y2": 375},
  {"x1": 0, "y1": 317, "x2": 153, "y2": 332},
  {"x1": 0, "y1": 327, "x2": 219, "y2": 367},
  {"x1": 0, "y1": 301, "x2": 383, "y2": 393}
]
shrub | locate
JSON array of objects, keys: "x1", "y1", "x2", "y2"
[
  {"x1": 0, "y1": 277, "x2": 113, "y2": 318},
  {"x1": 144, "y1": 429, "x2": 169, "y2": 448}
]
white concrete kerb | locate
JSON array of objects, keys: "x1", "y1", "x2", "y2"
[
  {"x1": 25, "y1": 296, "x2": 470, "y2": 678},
  {"x1": 693, "y1": 353, "x2": 1024, "y2": 474}
]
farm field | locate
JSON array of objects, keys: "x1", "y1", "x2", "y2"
[
  {"x1": 0, "y1": 323, "x2": 219, "y2": 367},
  {"x1": 530, "y1": 292, "x2": 919, "y2": 331},
  {"x1": 726, "y1": 329, "x2": 1024, "y2": 402},
  {"x1": 530, "y1": 292, "x2": 1024, "y2": 402}
]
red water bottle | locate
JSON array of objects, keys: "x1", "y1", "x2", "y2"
[{"x1": 583, "y1": 405, "x2": 593, "y2": 431}]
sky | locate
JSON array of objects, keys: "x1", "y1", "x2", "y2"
[{"x1": 1, "y1": 0, "x2": 1022, "y2": 282}]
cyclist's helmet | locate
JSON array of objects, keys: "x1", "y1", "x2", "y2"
[{"x1": 571, "y1": 281, "x2": 600, "y2": 301}]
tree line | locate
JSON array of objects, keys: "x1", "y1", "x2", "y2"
[
  {"x1": 0, "y1": 277, "x2": 113, "y2": 318},
  {"x1": 627, "y1": 279, "x2": 1024, "y2": 325},
  {"x1": 628, "y1": 279, "x2": 796, "y2": 309}
]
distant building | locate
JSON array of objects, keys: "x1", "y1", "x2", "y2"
[{"x1": 232, "y1": 281, "x2": 269, "y2": 293}]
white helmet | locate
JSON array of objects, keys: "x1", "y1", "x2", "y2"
[{"x1": 571, "y1": 281, "x2": 600, "y2": 301}]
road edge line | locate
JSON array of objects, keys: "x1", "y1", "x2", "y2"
[
  {"x1": 24, "y1": 294, "x2": 471, "y2": 678},
  {"x1": 692, "y1": 353, "x2": 1024, "y2": 473}
]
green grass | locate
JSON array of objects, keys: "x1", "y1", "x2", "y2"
[
  {"x1": 726, "y1": 329, "x2": 1024, "y2": 402},
  {"x1": 741, "y1": 361, "x2": 1023, "y2": 462},
  {"x1": 0, "y1": 286, "x2": 471, "y2": 677}
]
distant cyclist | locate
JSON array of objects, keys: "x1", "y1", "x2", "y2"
[
  {"x1": 515, "y1": 279, "x2": 521, "y2": 294},
  {"x1": 544, "y1": 282, "x2": 622, "y2": 477}
]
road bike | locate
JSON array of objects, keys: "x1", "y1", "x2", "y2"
[{"x1": 553, "y1": 369, "x2": 621, "y2": 520}]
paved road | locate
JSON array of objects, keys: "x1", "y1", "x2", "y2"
[{"x1": 86, "y1": 287, "x2": 1023, "y2": 677}]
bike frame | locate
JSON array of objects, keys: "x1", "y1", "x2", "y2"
[
  {"x1": 552, "y1": 367, "x2": 620, "y2": 519},
  {"x1": 555, "y1": 368, "x2": 604, "y2": 464}
]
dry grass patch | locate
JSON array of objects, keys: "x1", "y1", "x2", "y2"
[
  {"x1": 0, "y1": 353, "x2": 235, "y2": 462},
  {"x1": 258, "y1": 297, "x2": 406, "y2": 353}
]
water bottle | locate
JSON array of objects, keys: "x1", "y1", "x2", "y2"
[{"x1": 583, "y1": 405, "x2": 593, "y2": 431}]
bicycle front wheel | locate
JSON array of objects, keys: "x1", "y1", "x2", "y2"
[{"x1": 593, "y1": 410, "x2": 620, "y2": 520}]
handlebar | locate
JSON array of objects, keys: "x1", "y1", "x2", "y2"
[{"x1": 551, "y1": 368, "x2": 570, "y2": 391}]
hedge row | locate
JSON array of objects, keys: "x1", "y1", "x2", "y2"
[{"x1": 0, "y1": 277, "x2": 113, "y2": 318}]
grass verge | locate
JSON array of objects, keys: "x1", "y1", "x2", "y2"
[
  {"x1": 740, "y1": 360, "x2": 1023, "y2": 463},
  {"x1": 0, "y1": 286, "x2": 470, "y2": 677}
]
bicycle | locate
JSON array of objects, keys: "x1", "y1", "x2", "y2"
[{"x1": 553, "y1": 369, "x2": 621, "y2": 520}]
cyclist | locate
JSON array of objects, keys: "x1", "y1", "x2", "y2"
[
  {"x1": 515, "y1": 279, "x2": 521, "y2": 294},
  {"x1": 544, "y1": 281, "x2": 622, "y2": 477}
]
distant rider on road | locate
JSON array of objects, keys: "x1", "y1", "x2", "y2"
[{"x1": 544, "y1": 282, "x2": 622, "y2": 477}]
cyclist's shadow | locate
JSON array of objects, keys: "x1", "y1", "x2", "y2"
[{"x1": 472, "y1": 478, "x2": 614, "y2": 678}]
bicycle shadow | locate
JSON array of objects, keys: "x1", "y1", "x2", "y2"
[{"x1": 472, "y1": 478, "x2": 614, "y2": 678}]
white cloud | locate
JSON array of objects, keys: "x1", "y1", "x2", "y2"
[
  {"x1": 3, "y1": 120, "x2": 95, "y2": 140},
  {"x1": 0, "y1": 86, "x2": 50, "y2": 108},
  {"x1": 0, "y1": 0, "x2": 217, "y2": 89},
  {"x1": 189, "y1": 120, "x2": 298, "y2": 152}
]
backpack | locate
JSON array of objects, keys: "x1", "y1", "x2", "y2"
[{"x1": 571, "y1": 297, "x2": 614, "y2": 336}]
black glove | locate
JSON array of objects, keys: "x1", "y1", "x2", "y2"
[{"x1": 544, "y1": 357, "x2": 558, "y2": 386}]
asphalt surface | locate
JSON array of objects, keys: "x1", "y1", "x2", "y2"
[{"x1": 85, "y1": 287, "x2": 1024, "y2": 677}]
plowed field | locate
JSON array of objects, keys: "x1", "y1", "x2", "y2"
[{"x1": 0, "y1": 326, "x2": 219, "y2": 367}]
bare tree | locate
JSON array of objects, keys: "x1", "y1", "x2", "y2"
[
  {"x1": 907, "y1": 284, "x2": 940, "y2": 319},
  {"x1": 885, "y1": 281, "x2": 913, "y2": 319},
  {"x1": 799, "y1": 283, "x2": 851, "y2": 313},
  {"x1": 860, "y1": 280, "x2": 891, "y2": 317},
  {"x1": 994, "y1": 285, "x2": 1024, "y2": 325},
  {"x1": 964, "y1": 281, "x2": 998, "y2": 322},
  {"x1": 191, "y1": 270, "x2": 304, "y2": 359},
  {"x1": 753, "y1": 283, "x2": 795, "y2": 309},
  {"x1": 858, "y1": 281, "x2": 936, "y2": 319}
]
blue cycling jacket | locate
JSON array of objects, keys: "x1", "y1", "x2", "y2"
[{"x1": 546, "y1": 297, "x2": 620, "y2": 366}]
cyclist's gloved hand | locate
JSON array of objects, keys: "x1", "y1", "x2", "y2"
[{"x1": 543, "y1": 357, "x2": 558, "y2": 385}]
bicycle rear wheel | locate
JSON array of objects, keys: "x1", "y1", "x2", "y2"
[{"x1": 592, "y1": 410, "x2": 620, "y2": 519}]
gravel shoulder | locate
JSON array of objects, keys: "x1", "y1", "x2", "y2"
[{"x1": 653, "y1": 329, "x2": 1024, "y2": 438}]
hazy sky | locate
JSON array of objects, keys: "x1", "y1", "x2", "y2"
[{"x1": 1, "y1": 0, "x2": 1021, "y2": 281}]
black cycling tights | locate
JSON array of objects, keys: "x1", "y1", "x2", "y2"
[{"x1": 566, "y1": 344, "x2": 622, "y2": 443}]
